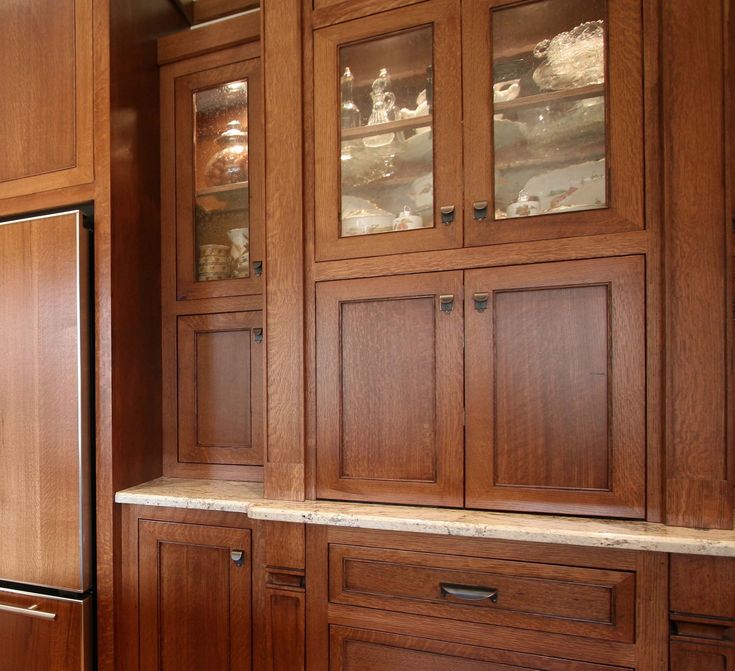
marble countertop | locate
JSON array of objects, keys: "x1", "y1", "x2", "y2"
[{"x1": 115, "y1": 477, "x2": 735, "y2": 557}]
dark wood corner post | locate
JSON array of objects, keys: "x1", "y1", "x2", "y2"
[
  {"x1": 662, "y1": 0, "x2": 734, "y2": 528},
  {"x1": 263, "y1": 0, "x2": 307, "y2": 500}
]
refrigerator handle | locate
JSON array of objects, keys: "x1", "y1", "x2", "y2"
[{"x1": 0, "y1": 601, "x2": 57, "y2": 621}]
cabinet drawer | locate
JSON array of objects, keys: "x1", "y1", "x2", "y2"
[
  {"x1": 329, "y1": 545, "x2": 635, "y2": 642},
  {"x1": 331, "y1": 626, "x2": 632, "y2": 671}
]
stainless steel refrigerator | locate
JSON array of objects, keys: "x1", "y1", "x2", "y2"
[{"x1": 0, "y1": 210, "x2": 93, "y2": 670}]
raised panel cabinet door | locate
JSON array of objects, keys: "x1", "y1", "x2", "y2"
[
  {"x1": 0, "y1": 0, "x2": 93, "y2": 200},
  {"x1": 316, "y1": 272, "x2": 464, "y2": 506},
  {"x1": 177, "y1": 311, "x2": 264, "y2": 467},
  {"x1": 330, "y1": 626, "x2": 631, "y2": 671},
  {"x1": 463, "y1": 0, "x2": 645, "y2": 246},
  {"x1": 171, "y1": 54, "x2": 264, "y2": 300},
  {"x1": 138, "y1": 521, "x2": 252, "y2": 671},
  {"x1": 465, "y1": 256, "x2": 645, "y2": 517},
  {"x1": 670, "y1": 642, "x2": 735, "y2": 671},
  {"x1": 314, "y1": 0, "x2": 463, "y2": 261}
]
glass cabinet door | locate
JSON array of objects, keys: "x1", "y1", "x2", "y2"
[
  {"x1": 314, "y1": 0, "x2": 463, "y2": 261},
  {"x1": 174, "y1": 58, "x2": 263, "y2": 300},
  {"x1": 464, "y1": 0, "x2": 644, "y2": 247}
]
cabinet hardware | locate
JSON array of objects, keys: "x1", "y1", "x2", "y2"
[
  {"x1": 440, "y1": 583, "x2": 498, "y2": 603},
  {"x1": 439, "y1": 294, "x2": 455, "y2": 313},
  {"x1": 0, "y1": 602, "x2": 56, "y2": 621},
  {"x1": 253, "y1": 328, "x2": 263, "y2": 343},
  {"x1": 473, "y1": 292, "x2": 489, "y2": 312},
  {"x1": 253, "y1": 261, "x2": 263, "y2": 276},
  {"x1": 440, "y1": 205, "x2": 455, "y2": 225},
  {"x1": 230, "y1": 550, "x2": 245, "y2": 567},
  {"x1": 473, "y1": 201, "x2": 489, "y2": 221}
]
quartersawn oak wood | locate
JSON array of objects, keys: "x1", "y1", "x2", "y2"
[
  {"x1": 465, "y1": 256, "x2": 646, "y2": 518},
  {"x1": 0, "y1": 588, "x2": 93, "y2": 671},
  {"x1": 0, "y1": 0, "x2": 93, "y2": 201},
  {"x1": 316, "y1": 272, "x2": 464, "y2": 506},
  {"x1": 671, "y1": 555, "x2": 735, "y2": 621},
  {"x1": 670, "y1": 642, "x2": 735, "y2": 671},
  {"x1": 0, "y1": 212, "x2": 92, "y2": 592}
]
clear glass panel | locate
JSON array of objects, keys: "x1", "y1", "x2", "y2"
[
  {"x1": 194, "y1": 80, "x2": 250, "y2": 282},
  {"x1": 339, "y1": 27, "x2": 434, "y2": 238},
  {"x1": 492, "y1": 0, "x2": 607, "y2": 220}
]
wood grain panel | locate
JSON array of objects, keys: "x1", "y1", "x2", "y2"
[
  {"x1": 662, "y1": 0, "x2": 733, "y2": 528},
  {"x1": 138, "y1": 520, "x2": 251, "y2": 671},
  {"x1": 0, "y1": 212, "x2": 91, "y2": 592},
  {"x1": 671, "y1": 642, "x2": 734, "y2": 671},
  {"x1": 671, "y1": 555, "x2": 735, "y2": 621},
  {"x1": 0, "y1": 0, "x2": 93, "y2": 200},
  {"x1": 316, "y1": 272, "x2": 464, "y2": 506},
  {"x1": 177, "y1": 311, "x2": 264, "y2": 466},
  {"x1": 466, "y1": 256, "x2": 645, "y2": 517}
]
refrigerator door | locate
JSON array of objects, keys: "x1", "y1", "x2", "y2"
[
  {"x1": 0, "y1": 211, "x2": 92, "y2": 593},
  {"x1": 0, "y1": 586, "x2": 93, "y2": 671}
]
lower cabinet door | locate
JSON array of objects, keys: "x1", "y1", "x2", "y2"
[
  {"x1": 330, "y1": 627, "x2": 630, "y2": 671},
  {"x1": 138, "y1": 521, "x2": 252, "y2": 671},
  {"x1": 465, "y1": 256, "x2": 646, "y2": 518},
  {"x1": 670, "y1": 641, "x2": 735, "y2": 670},
  {"x1": 0, "y1": 588, "x2": 92, "y2": 671}
]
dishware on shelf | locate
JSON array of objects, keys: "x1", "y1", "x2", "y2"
[
  {"x1": 399, "y1": 89, "x2": 431, "y2": 135},
  {"x1": 494, "y1": 116, "x2": 527, "y2": 150},
  {"x1": 205, "y1": 120, "x2": 249, "y2": 187},
  {"x1": 408, "y1": 173, "x2": 433, "y2": 211},
  {"x1": 399, "y1": 130, "x2": 433, "y2": 163},
  {"x1": 392, "y1": 206, "x2": 424, "y2": 231},
  {"x1": 533, "y1": 20, "x2": 605, "y2": 91},
  {"x1": 227, "y1": 227, "x2": 250, "y2": 278},
  {"x1": 506, "y1": 190, "x2": 541, "y2": 218},
  {"x1": 523, "y1": 96, "x2": 605, "y2": 148},
  {"x1": 341, "y1": 196, "x2": 395, "y2": 237},
  {"x1": 493, "y1": 79, "x2": 521, "y2": 103},
  {"x1": 198, "y1": 243, "x2": 232, "y2": 281},
  {"x1": 340, "y1": 66, "x2": 361, "y2": 130},
  {"x1": 363, "y1": 68, "x2": 397, "y2": 148},
  {"x1": 520, "y1": 158, "x2": 607, "y2": 213}
]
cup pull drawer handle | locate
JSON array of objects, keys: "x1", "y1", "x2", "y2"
[
  {"x1": 0, "y1": 602, "x2": 57, "y2": 621},
  {"x1": 440, "y1": 583, "x2": 499, "y2": 603}
]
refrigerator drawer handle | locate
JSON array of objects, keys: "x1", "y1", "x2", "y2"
[{"x1": 0, "y1": 602, "x2": 56, "y2": 621}]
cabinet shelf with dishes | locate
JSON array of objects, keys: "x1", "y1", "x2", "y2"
[
  {"x1": 195, "y1": 181, "x2": 249, "y2": 213},
  {"x1": 493, "y1": 83, "x2": 604, "y2": 113}
]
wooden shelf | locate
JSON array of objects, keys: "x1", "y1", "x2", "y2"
[
  {"x1": 495, "y1": 140, "x2": 605, "y2": 172},
  {"x1": 195, "y1": 181, "x2": 249, "y2": 213},
  {"x1": 341, "y1": 115, "x2": 432, "y2": 142},
  {"x1": 196, "y1": 181, "x2": 249, "y2": 198},
  {"x1": 494, "y1": 84, "x2": 605, "y2": 113}
]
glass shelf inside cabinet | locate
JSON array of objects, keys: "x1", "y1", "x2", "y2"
[
  {"x1": 194, "y1": 80, "x2": 250, "y2": 282},
  {"x1": 492, "y1": 0, "x2": 608, "y2": 221},
  {"x1": 338, "y1": 26, "x2": 435, "y2": 238}
]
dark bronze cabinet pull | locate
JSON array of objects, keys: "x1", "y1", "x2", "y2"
[
  {"x1": 253, "y1": 261, "x2": 263, "y2": 276},
  {"x1": 253, "y1": 328, "x2": 263, "y2": 343},
  {"x1": 230, "y1": 550, "x2": 245, "y2": 567},
  {"x1": 440, "y1": 583, "x2": 499, "y2": 603},
  {"x1": 440, "y1": 205, "x2": 455, "y2": 225},
  {"x1": 473, "y1": 200, "x2": 489, "y2": 221},
  {"x1": 439, "y1": 294, "x2": 455, "y2": 313},
  {"x1": 473, "y1": 292, "x2": 489, "y2": 312}
]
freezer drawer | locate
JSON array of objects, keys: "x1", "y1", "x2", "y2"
[{"x1": 0, "y1": 587, "x2": 92, "y2": 671}]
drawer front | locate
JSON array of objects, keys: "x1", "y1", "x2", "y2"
[
  {"x1": 331, "y1": 626, "x2": 632, "y2": 671},
  {"x1": 329, "y1": 545, "x2": 635, "y2": 642}
]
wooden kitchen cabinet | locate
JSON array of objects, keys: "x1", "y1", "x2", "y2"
[{"x1": 0, "y1": 0, "x2": 93, "y2": 202}]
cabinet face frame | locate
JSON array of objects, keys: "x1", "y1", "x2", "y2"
[
  {"x1": 465, "y1": 256, "x2": 646, "y2": 518},
  {"x1": 316, "y1": 271, "x2": 465, "y2": 506},
  {"x1": 162, "y1": 43, "x2": 264, "y2": 302},
  {"x1": 463, "y1": 0, "x2": 645, "y2": 247},
  {"x1": 0, "y1": 0, "x2": 93, "y2": 201},
  {"x1": 313, "y1": 0, "x2": 464, "y2": 262}
]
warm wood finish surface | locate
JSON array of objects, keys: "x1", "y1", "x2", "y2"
[
  {"x1": 314, "y1": 0, "x2": 463, "y2": 261},
  {"x1": 328, "y1": 544, "x2": 635, "y2": 642},
  {"x1": 465, "y1": 256, "x2": 646, "y2": 517},
  {"x1": 671, "y1": 642, "x2": 735, "y2": 671},
  {"x1": 671, "y1": 555, "x2": 735, "y2": 620},
  {"x1": 0, "y1": 212, "x2": 91, "y2": 592},
  {"x1": 0, "y1": 0, "x2": 93, "y2": 201},
  {"x1": 662, "y1": 0, "x2": 733, "y2": 528},
  {"x1": 330, "y1": 627, "x2": 631, "y2": 671},
  {"x1": 177, "y1": 311, "x2": 264, "y2": 467},
  {"x1": 316, "y1": 272, "x2": 464, "y2": 505},
  {"x1": 138, "y1": 519, "x2": 252, "y2": 671},
  {"x1": 0, "y1": 589, "x2": 92, "y2": 671}
]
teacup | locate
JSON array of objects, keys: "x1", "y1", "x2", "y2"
[{"x1": 493, "y1": 79, "x2": 521, "y2": 103}]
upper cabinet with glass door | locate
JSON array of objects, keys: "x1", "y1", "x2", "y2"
[
  {"x1": 314, "y1": 0, "x2": 463, "y2": 261},
  {"x1": 464, "y1": 0, "x2": 645, "y2": 246},
  {"x1": 174, "y1": 55, "x2": 263, "y2": 300}
]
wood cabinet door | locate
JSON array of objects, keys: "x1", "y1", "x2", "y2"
[
  {"x1": 316, "y1": 272, "x2": 464, "y2": 506},
  {"x1": 330, "y1": 626, "x2": 630, "y2": 671},
  {"x1": 0, "y1": 589, "x2": 92, "y2": 671},
  {"x1": 177, "y1": 311, "x2": 264, "y2": 469},
  {"x1": 465, "y1": 256, "x2": 645, "y2": 517},
  {"x1": 463, "y1": 0, "x2": 644, "y2": 246},
  {"x1": 0, "y1": 0, "x2": 93, "y2": 201},
  {"x1": 139, "y1": 521, "x2": 252, "y2": 671},
  {"x1": 170, "y1": 53, "x2": 264, "y2": 300},
  {"x1": 313, "y1": 0, "x2": 463, "y2": 261},
  {"x1": 671, "y1": 642, "x2": 735, "y2": 671}
]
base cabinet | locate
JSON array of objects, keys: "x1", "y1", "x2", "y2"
[{"x1": 670, "y1": 642, "x2": 734, "y2": 671}]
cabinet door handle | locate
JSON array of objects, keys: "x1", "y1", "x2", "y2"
[
  {"x1": 440, "y1": 205, "x2": 455, "y2": 225},
  {"x1": 439, "y1": 294, "x2": 455, "y2": 313},
  {"x1": 253, "y1": 328, "x2": 263, "y2": 343},
  {"x1": 253, "y1": 261, "x2": 263, "y2": 277},
  {"x1": 440, "y1": 583, "x2": 498, "y2": 603},
  {"x1": 473, "y1": 292, "x2": 489, "y2": 312},
  {"x1": 473, "y1": 201, "x2": 489, "y2": 221},
  {"x1": 0, "y1": 602, "x2": 57, "y2": 621},
  {"x1": 230, "y1": 550, "x2": 245, "y2": 567}
]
